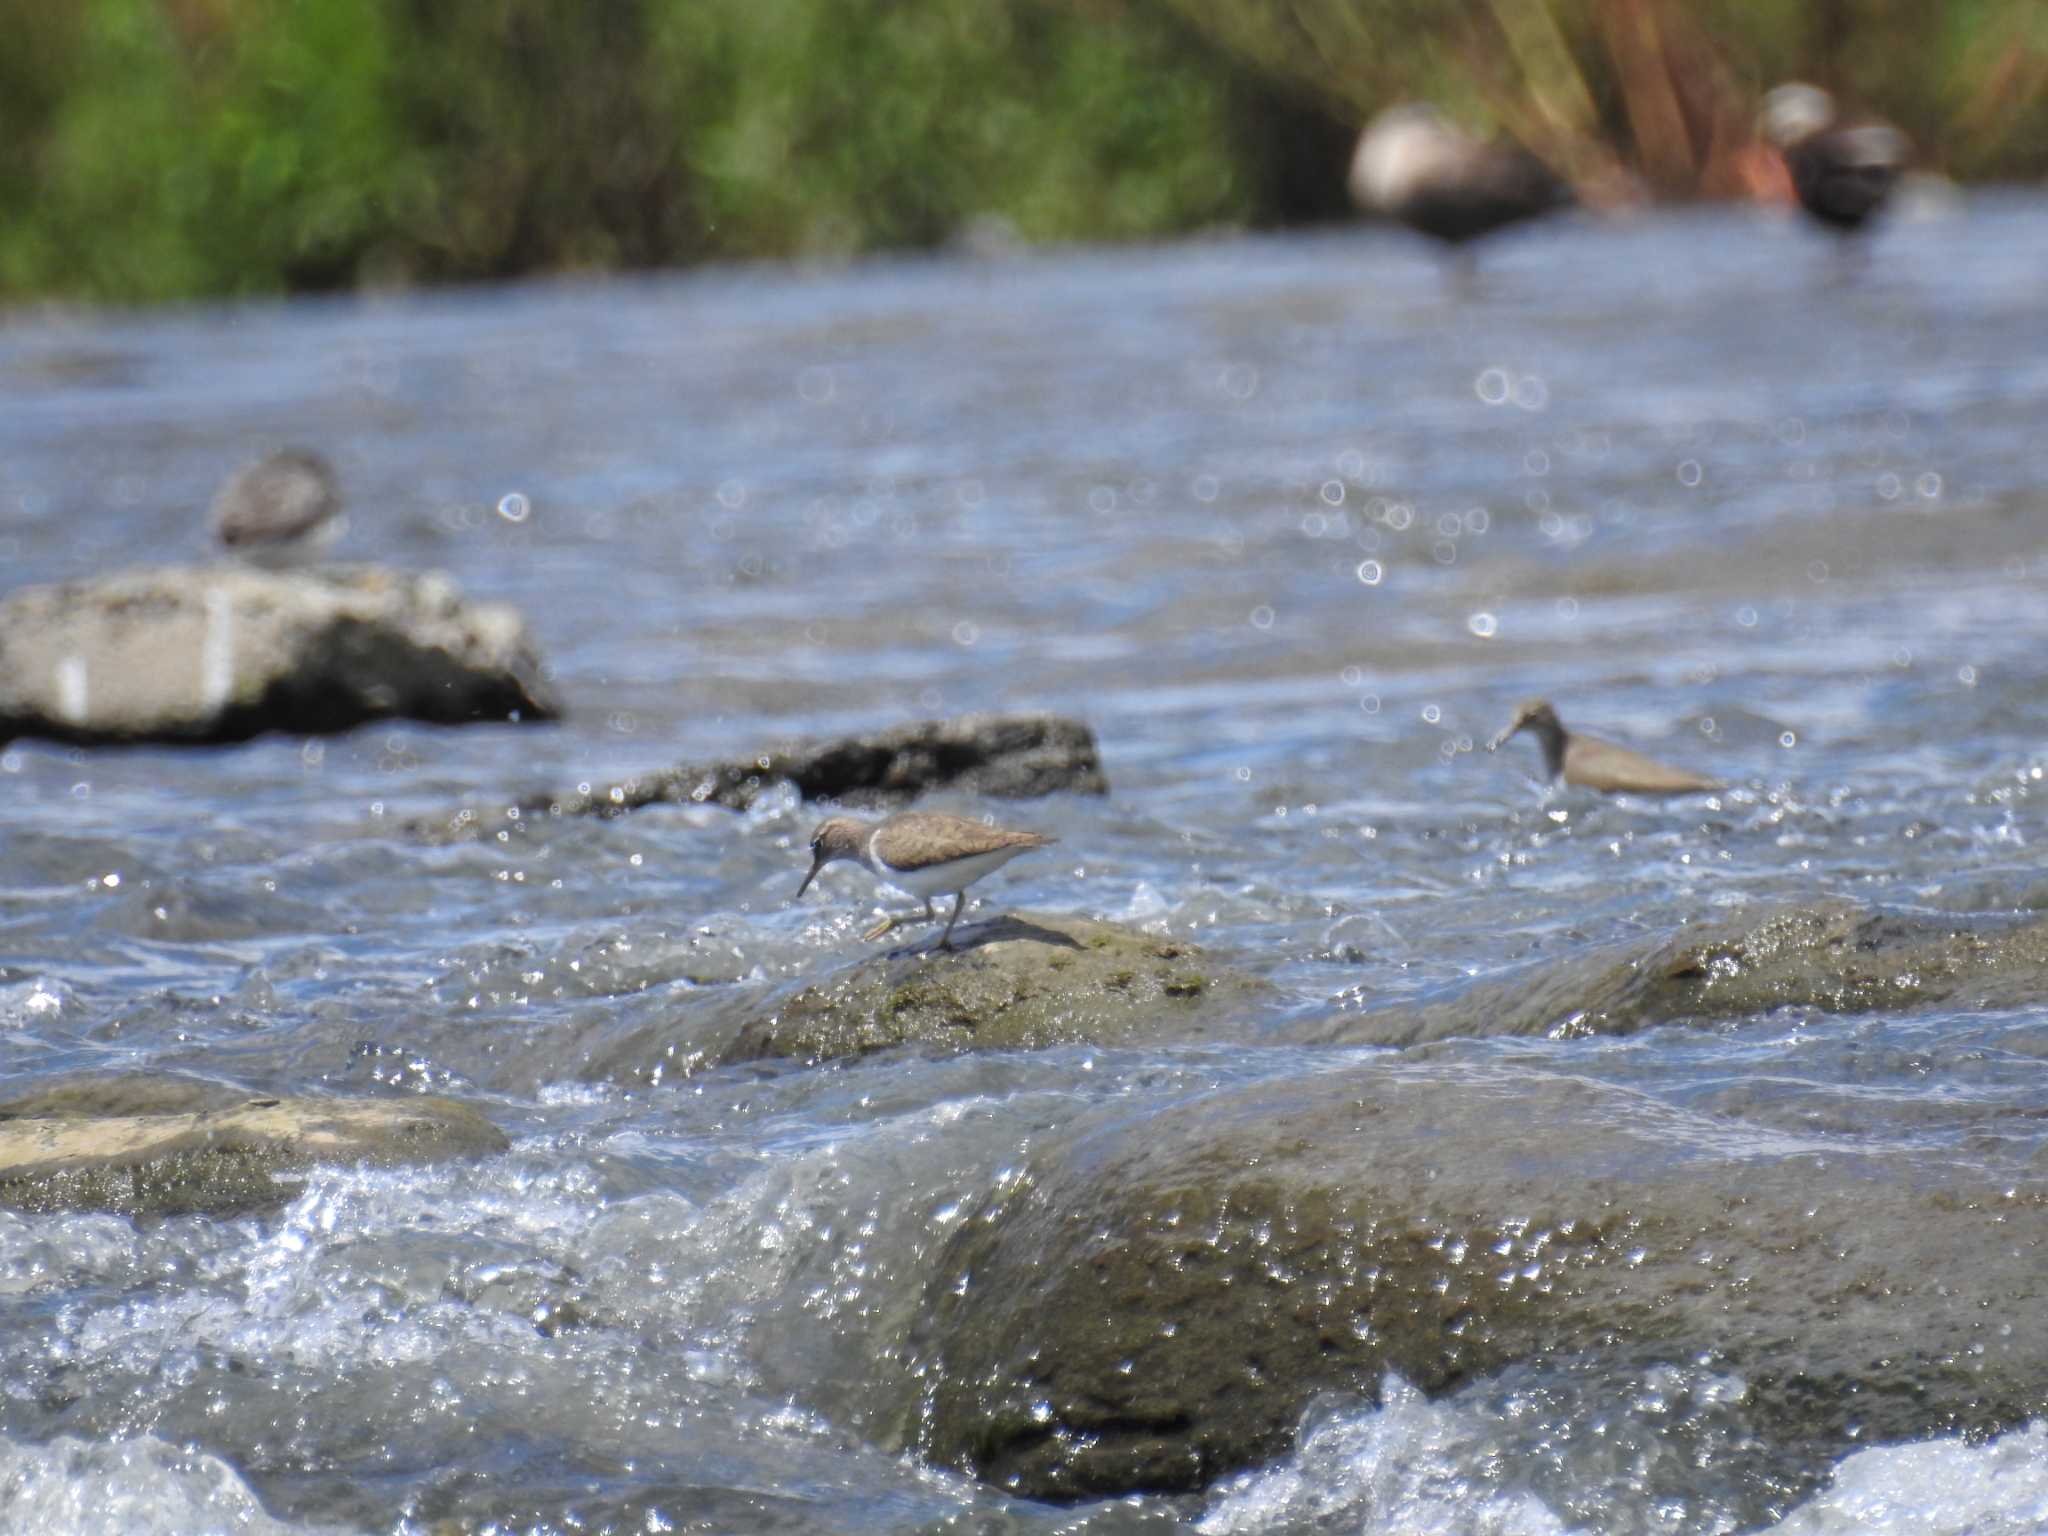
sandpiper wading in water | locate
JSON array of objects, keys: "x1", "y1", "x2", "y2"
[
  {"x1": 796, "y1": 810, "x2": 1055, "y2": 949},
  {"x1": 1489, "y1": 698, "x2": 1722, "y2": 795},
  {"x1": 1758, "y1": 83, "x2": 1909, "y2": 247},
  {"x1": 1347, "y1": 104, "x2": 1572, "y2": 285}
]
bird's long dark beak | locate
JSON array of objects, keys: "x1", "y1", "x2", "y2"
[
  {"x1": 796, "y1": 857, "x2": 824, "y2": 899},
  {"x1": 1486, "y1": 721, "x2": 1521, "y2": 753}
]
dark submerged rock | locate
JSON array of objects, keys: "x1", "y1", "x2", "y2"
[
  {"x1": 0, "y1": 1081, "x2": 509, "y2": 1216},
  {"x1": 534, "y1": 713, "x2": 1107, "y2": 818},
  {"x1": 902, "y1": 1061, "x2": 2048, "y2": 1503},
  {"x1": 0, "y1": 564, "x2": 558, "y2": 747}
]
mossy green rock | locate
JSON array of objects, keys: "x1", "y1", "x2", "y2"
[
  {"x1": 901, "y1": 1060, "x2": 2048, "y2": 1500},
  {"x1": 1316, "y1": 900, "x2": 2048, "y2": 1046},
  {"x1": 0, "y1": 1083, "x2": 510, "y2": 1216},
  {"x1": 731, "y1": 912, "x2": 1269, "y2": 1064}
]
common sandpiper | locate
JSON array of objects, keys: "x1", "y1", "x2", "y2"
[
  {"x1": 1488, "y1": 698, "x2": 1722, "y2": 795},
  {"x1": 796, "y1": 809, "x2": 1056, "y2": 949},
  {"x1": 1348, "y1": 104, "x2": 1572, "y2": 283},
  {"x1": 1758, "y1": 83, "x2": 1908, "y2": 245},
  {"x1": 212, "y1": 449, "x2": 345, "y2": 569}
]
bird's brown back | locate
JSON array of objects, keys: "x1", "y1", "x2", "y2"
[
  {"x1": 869, "y1": 811, "x2": 1054, "y2": 871},
  {"x1": 1562, "y1": 734, "x2": 1722, "y2": 794},
  {"x1": 213, "y1": 451, "x2": 339, "y2": 546}
]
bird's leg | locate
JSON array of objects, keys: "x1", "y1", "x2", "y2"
[
  {"x1": 936, "y1": 891, "x2": 965, "y2": 950},
  {"x1": 866, "y1": 898, "x2": 940, "y2": 943}
]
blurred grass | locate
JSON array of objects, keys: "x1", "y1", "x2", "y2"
[
  {"x1": 1, "y1": 0, "x2": 2044, "y2": 303},
  {"x1": 1154, "y1": 0, "x2": 2048, "y2": 199},
  {"x1": 0, "y1": 0, "x2": 1344, "y2": 302}
]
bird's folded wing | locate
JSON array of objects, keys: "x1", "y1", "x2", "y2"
[{"x1": 870, "y1": 812, "x2": 1054, "y2": 870}]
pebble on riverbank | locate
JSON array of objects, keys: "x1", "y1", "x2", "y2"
[{"x1": 0, "y1": 564, "x2": 558, "y2": 747}]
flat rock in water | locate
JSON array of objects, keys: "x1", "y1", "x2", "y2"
[
  {"x1": 0, "y1": 1083, "x2": 510, "y2": 1216},
  {"x1": 899, "y1": 1060, "x2": 2048, "y2": 1503},
  {"x1": 1312, "y1": 899, "x2": 2048, "y2": 1046},
  {"x1": 730, "y1": 912, "x2": 1268, "y2": 1064},
  {"x1": 0, "y1": 564, "x2": 558, "y2": 746},
  {"x1": 0, "y1": 1073, "x2": 248, "y2": 1122},
  {"x1": 533, "y1": 713, "x2": 1107, "y2": 818}
]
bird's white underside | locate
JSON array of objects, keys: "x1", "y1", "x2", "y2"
[
  {"x1": 229, "y1": 514, "x2": 348, "y2": 571},
  {"x1": 860, "y1": 838, "x2": 1030, "y2": 897}
]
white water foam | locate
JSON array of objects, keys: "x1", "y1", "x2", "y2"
[
  {"x1": 1196, "y1": 1375, "x2": 2048, "y2": 1536},
  {"x1": 1196, "y1": 1375, "x2": 1569, "y2": 1536},
  {"x1": 0, "y1": 1433, "x2": 340, "y2": 1536},
  {"x1": 1760, "y1": 1421, "x2": 2048, "y2": 1536}
]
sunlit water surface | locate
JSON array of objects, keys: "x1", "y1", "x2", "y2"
[{"x1": 4, "y1": 199, "x2": 2048, "y2": 1533}]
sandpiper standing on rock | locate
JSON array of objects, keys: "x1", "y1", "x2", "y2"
[
  {"x1": 212, "y1": 449, "x2": 345, "y2": 569},
  {"x1": 796, "y1": 810, "x2": 1056, "y2": 949},
  {"x1": 1488, "y1": 698, "x2": 1722, "y2": 795}
]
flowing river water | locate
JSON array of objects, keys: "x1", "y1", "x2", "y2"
[{"x1": 4, "y1": 198, "x2": 2048, "y2": 1533}]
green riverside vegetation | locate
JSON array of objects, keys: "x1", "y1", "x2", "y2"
[{"x1": 3, "y1": 0, "x2": 2044, "y2": 303}]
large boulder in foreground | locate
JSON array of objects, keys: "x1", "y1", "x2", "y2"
[
  {"x1": 1311, "y1": 899, "x2": 2048, "y2": 1047},
  {"x1": 732, "y1": 912, "x2": 1270, "y2": 1064},
  {"x1": 535, "y1": 713, "x2": 1107, "y2": 817},
  {"x1": 0, "y1": 564, "x2": 558, "y2": 746},
  {"x1": 0, "y1": 1078, "x2": 508, "y2": 1215},
  {"x1": 901, "y1": 1061, "x2": 2048, "y2": 1504}
]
